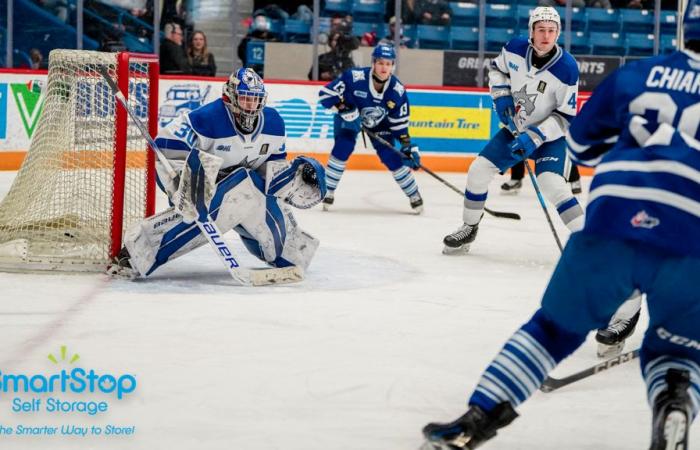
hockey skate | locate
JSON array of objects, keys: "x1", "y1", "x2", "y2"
[
  {"x1": 500, "y1": 179, "x2": 522, "y2": 195},
  {"x1": 650, "y1": 368, "x2": 692, "y2": 450},
  {"x1": 570, "y1": 180, "x2": 582, "y2": 195},
  {"x1": 410, "y1": 193, "x2": 424, "y2": 214},
  {"x1": 595, "y1": 310, "x2": 640, "y2": 358},
  {"x1": 443, "y1": 222, "x2": 480, "y2": 254},
  {"x1": 422, "y1": 402, "x2": 518, "y2": 450},
  {"x1": 106, "y1": 247, "x2": 138, "y2": 280},
  {"x1": 322, "y1": 192, "x2": 334, "y2": 211}
]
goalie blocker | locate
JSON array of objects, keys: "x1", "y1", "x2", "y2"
[{"x1": 114, "y1": 151, "x2": 326, "y2": 280}]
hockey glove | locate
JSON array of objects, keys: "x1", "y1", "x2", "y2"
[
  {"x1": 400, "y1": 143, "x2": 421, "y2": 170},
  {"x1": 509, "y1": 127, "x2": 545, "y2": 160},
  {"x1": 493, "y1": 95, "x2": 515, "y2": 127},
  {"x1": 301, "y1": 162, "x2": 319, "y2": 186},
  {"x1": 339, "y1": 106, "x2": 362, "y2": 133}
]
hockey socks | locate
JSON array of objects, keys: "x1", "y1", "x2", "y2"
[
  {"x1": 325, "y1": 156, "x2": 347, "y2": 192},
  {"x1": 468, "y1": 309, "x2": 586, "y2": 412},
  {"x1": 392, "y1": 166, "x2": 419, "y2": 197},
  {"x1": 644, "y1": 356, "x2": 700, "y2": 422}
]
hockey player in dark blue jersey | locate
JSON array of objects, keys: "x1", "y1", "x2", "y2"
[
  {"x1": 109, "y1": 68, "x2": 326, "y2": 281},
  {"x1": 318, "y1": 44, "x2": 424, "y2": 213},
  {"x1": 421, "y1": 4, "x2": 700, "y2": 449}
]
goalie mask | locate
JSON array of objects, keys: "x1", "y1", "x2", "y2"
[{"x1": 222, "y1": 68, "x2": 268, "y2": 132}]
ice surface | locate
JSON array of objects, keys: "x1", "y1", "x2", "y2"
[{"x1": 0, "y1": 169, "x2": 691, "y2": 450}]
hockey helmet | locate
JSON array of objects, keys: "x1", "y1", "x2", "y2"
[
  {"x1": 371, "y1": 44, "x2": 396, "y2": 63},
  {"x1": 222, "y1": 68, "x2": 267, "y2": 132},
  {"x1": 684, "y1": 0, "x2": 700, "y2": 42},
  {"x1": 528, "y1": 7, "x2": 561, "y2": 40}
]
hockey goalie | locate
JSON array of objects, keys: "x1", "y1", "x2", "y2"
[{"x1": 109, "y1": 68, "x2": 326, "y2": 280}]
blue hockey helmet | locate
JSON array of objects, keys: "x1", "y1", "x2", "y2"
[
  {"x1": 684, "y1": 0, "x2": 700, "y2": 41},
  {"x1": 371, "y1": 44, "x2": 396, "y2": 63},
  {"x1": 222, "y1": 68, "x2": 267, "y2": 131}
]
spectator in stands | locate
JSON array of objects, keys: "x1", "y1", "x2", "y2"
[
  {"x1": 612, "y1": 0, "x2": 654, "y2": 8},
  {"x1": 538, "y1": 0, "x2": 585, "y2": 8},
  {"x1": 414, "y1": 0, "x2": 451, "y2": 26},
  {"x1": 386, "y1": 0, "x2": 417, "y2": 25},
  {"x1": 252, "y1": 3, "x2": 289, "y2": 22},
  {"x1": 379, "y1": 16, "x2": 412, "y2": 48},
  {"x1": 237, "y1": 14, "x2": 278, "y2": 77},
  {"x1": 291, "y1": 4, "x2": 313, "y2": 22},
  {"x1": 160, "y1": 22, "x2": 191, "y2": 75},
  {"x1": 188, "y1": 31, "x2": 217, "y2": 77},
  {"x1": 99, "y1": 24, "x2": 127, "y2": 52},
  {"x1": 308, "y1": 30, "x2": 358, "y2": 81},
  {"x1": 38, "y1": 0, "x2": 69, "y2": 23},
  {"x1": 330, "y1": 14, "x2": 353, "y2": 35},
  {"x1": 29, "y1": 49, "x2": 47, "y2": 70}
]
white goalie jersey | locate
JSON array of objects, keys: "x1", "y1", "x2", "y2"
[{"x1": 489, "y1": 37, "x2": 579, "y2": 142}]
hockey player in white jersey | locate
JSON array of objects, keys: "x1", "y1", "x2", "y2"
[
  {"x1": 109, "y1": 68, "x2": 326, "y2": 279},
  {"x1": 422, "y1": 3, "x2": 700, "y2": 449},
  {"x1": 442, "y1": 7, "x2": 584, "y2": 253}
]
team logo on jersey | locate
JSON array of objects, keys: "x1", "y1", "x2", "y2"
[
  {"x1": 394, "y1": 82, "x2": 405, "y2": 96},
  {"x1": 508, "y1": 61, "x2": 519, "y2": 72},
  {"x1": 630, "y1": 210, "x2": 660, "y2": 229},
  {"x1": 259, "y1": 144, "x2": 269, "y2": 155},
  {"x1": 537, "y1": 81, "x2": 547, "y2": 93},
  {"x1": 352, "y1": 70, "x2": 366, "y2": 82},
  {"x1": 360, "y1": 106, "x2": 387, "y2": 128},
  {"x1": 512, "y1": 85, "x2": 538, "y2": 116},
  {"x1": 386, "y1": 100, "x2": 396, "y2": 109}
]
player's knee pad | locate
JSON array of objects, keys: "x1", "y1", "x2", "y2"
[
  {"x1": 466, "y1": 156, "x2": 500, "y2": 194},
  {"x1": 123, "y1": 168, "x2": 264, "y2": 276},
  {"x1": 537, "y1": 171, "x2": 584, "y2": 231}
]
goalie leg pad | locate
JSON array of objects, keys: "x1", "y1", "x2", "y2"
[{"x1": 124, "y1": 168, "x2": 263, "y2": 276}]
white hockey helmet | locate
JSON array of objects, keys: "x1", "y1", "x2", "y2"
[
  {"x1": 222, "y1": 68, "x2": 267, "y2": 132},
  {"x1": 528, "y1": 7, "x2": 561, "y2": 40}
]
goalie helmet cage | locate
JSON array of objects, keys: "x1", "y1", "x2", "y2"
[{"x1": 0, "y1": 50, "x2": 158, "y2": 272}]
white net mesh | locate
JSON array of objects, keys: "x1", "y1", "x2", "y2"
[{"x1": 0, "y1": 50, "x2": 153, "y2": 271}]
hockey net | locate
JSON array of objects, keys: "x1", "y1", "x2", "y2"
[{"x1": 0, "y1": 50, "x2": 158, "y2": 272}]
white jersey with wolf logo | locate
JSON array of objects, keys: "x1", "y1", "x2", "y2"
[{"x1": 489, "y1": 36, "x2": 579, "y2": 142}]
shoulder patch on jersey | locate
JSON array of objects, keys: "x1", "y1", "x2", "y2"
[
  {"x1": 549, "y1": 51, "x2": 580, "y2": 86},
  {"x1": 504, "y1": 37, "x2": 529, "y2": 59},
  {"x1": 188, "y1": 99, "x2": 234, "y2": 139},
  {"x1": 393, "y1": 81, "x2": 405, "y2": 96},
  {"x1": 261, "y1": 107, "x2": 285, "y2": 137},
  {"x1": 537, "y1": 80, "x2": 547, "y2": 93},
  {"x1": 387, "y1": 100, "x2": 396, "y2": 109},
  {"x1": 508, "y1": 61, "x2": 519, "y2": 72},
  {"x1": 352, "y1": 70, "x2": 366, "y2": 82}
]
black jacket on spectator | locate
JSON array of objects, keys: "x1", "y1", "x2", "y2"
[
  {"x1": 308, "y1": 51, "x2": 355, "y2": 81},
  {"x1": 190, "y1": 54, "x2": 217, "y2": 77},
  {"x1": 160, "y1": 39, "x2": 191, "y2": 75},
  {"x1": 414, "y1": 0, "x2": 451, "y2": 25}
]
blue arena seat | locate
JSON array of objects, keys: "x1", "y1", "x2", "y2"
[
  {"x1": 450, "y1": 2, "x2": 479, "y2": 27},
  {"x1": 589, "y1": 31, "x2": 624, "y2": 56},
  {"x1": 402, "y1": 23, "x2": 418, "y2": 48},
  {"x1": 517, "y1": 5, "x2": 535, "y2": 32},
  {"x1": 587, "y1": 8, "x2": 621, "y2": 33},
  {"x1": 485, "y1": 27, "x2": 516, "y2": 52},
  {"x1": 351, "y1": 21, "x2": 381, "y2": 37},
  {"x1": 417, "y1": 25, "x2": 450, "y2": 50},
  {"x1": 283, "y1": 19, "x2": 311, "y2": 43},
  {"x1": 450, "y1": 26, "x2": 479, "y2": 51},
  {"x1": 661, "y1": 34, "x2": 678, "y2": 54},
  {"x1": 568, "y1": 31, "x2": 591, "y2": 55},
  {"x1": 625, "y1": 32, "x2": 654, "y2": 56},
  {"x1": 660, "y1": 10, "x2": 678, "y2": 34},
  {"x1": 351, "y1": 0, "x2": 385, "y2": 22},
  {"x1": 554, "y1": 6, "x2": 587, "y2": 32},
  {"x1": 323, "y1": 0, "x2": 352, "y2": 16},
  {"x1": 486, "y1": 4, "x2": 516, "y2": 29},
  {"x1": 621, "y1": 9, "x2": 654, "y2": 34}
]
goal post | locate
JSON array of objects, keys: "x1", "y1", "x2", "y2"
[{"x1": 0, "y1": 50, "x2": 159, "y2": 272}]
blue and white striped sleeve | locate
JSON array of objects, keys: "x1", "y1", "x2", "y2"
[
  {"x1": 154, "y1": 114, "x2": 197, "y2": 162},
  {"x1": 318, "y1": 70, "x2": 350, "y2": 109},
  {"x1": 566, "y1": 69, "x2": 622, "y2": 167}
]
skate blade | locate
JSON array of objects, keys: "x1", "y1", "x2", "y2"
[
  {"x1": 597, "y1": 341, "x2": 624, "y2": 359},
  {"x1": 663, "y1": 411, "x2": 687, "y2": 450},
  {"x1": 412, "y1": 205, "x2": 424, "y2": 215},
  {"x1": 442, "y1": 244, "x2": 471, "y2": 255},
  {"x1": 322, "y1": 203, "x2": 331, "y2": 211},
  {"x1": 420, "y1": 440, "x2": 455, "y2": 450},
  {"x1": 500, "y1": 190, "x2": 521, "y2": 196}
]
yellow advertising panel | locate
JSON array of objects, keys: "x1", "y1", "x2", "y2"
[{"x1": 409, "y1": 106, "x2": 491, "y2": 140}]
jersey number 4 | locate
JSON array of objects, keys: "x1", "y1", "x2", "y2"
[{"x1": 629, "y1": 92, "x2": 700, "y2": 147}]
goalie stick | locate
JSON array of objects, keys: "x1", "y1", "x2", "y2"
[
  {"x1": 96, "y1": 66, "x2": 302, "y2": 286},
  {"x1": 540, "y1": 348, "x2": 640, "y2": 393},
  {"x1": 362, "y1": 129, "x2": 521, "y2": 220}
]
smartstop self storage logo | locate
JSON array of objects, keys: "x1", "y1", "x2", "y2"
[{"x1": 0, "y1": 346, "x2": 137, "y2": 438}]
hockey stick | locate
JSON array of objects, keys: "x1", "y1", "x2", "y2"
[
  {"x1": 506, "y1": 119, "x2": 563, "y2": 251},
  {"x1": 96, "y1": 66, "x2": 302, "y2": 286},
  {"x1": 362, "y1": 129, "x2": 521, "y2": 220},
  {"x1": 540, "y1": 348, "x2": 640, "y2": 393}
]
